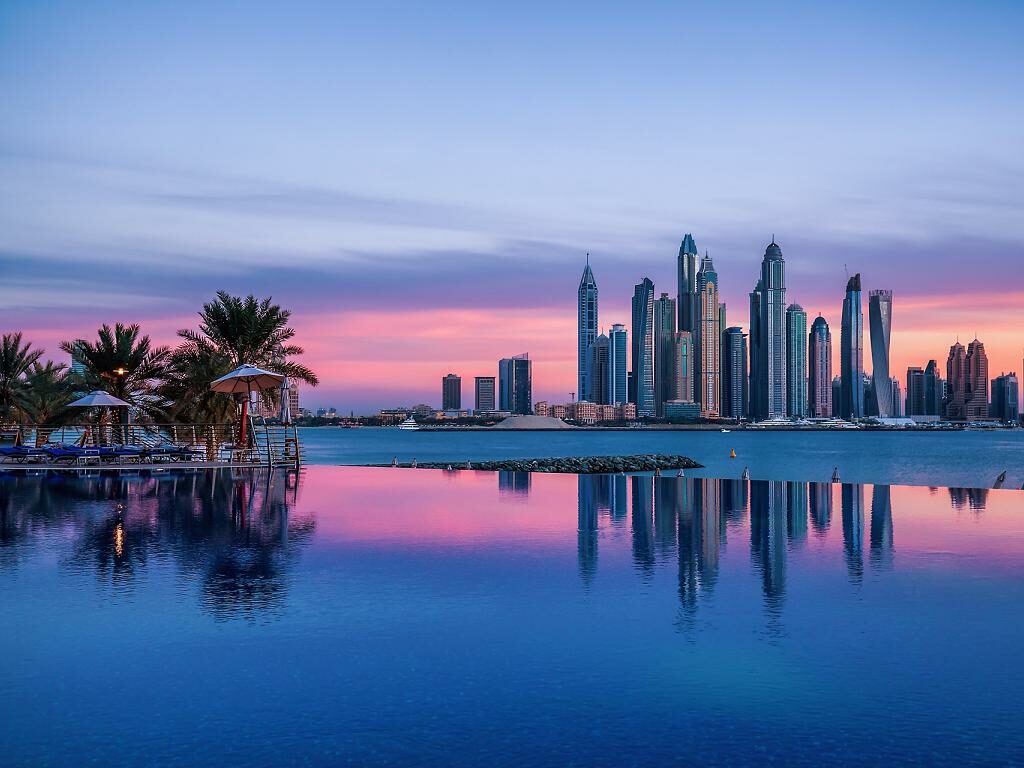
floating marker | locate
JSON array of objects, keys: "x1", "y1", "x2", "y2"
[
  {"x1": 411, "y1": 458, "x2": 417, "y2": 468},
  {"x1": 676, "y1": 468, "x2": 685, "y2": 478},
  {"x1": 831, "y1": 466, "x2": 841, "y2": 483},
  {"x1": 730, "y1": 449, "x2": 737, "y2": 459},
  {"x1": 741, "y1": 467, "x2": 750, "y2": 481},
  {"x1": 391, "y1": 456, "x2": 398, "y2": 467},
  {"x1": 465, "y1": 461, "x2": 472, "y2": 470},
  {"x1": 993, "y1": 471, "x2": 1006, "y2": 489}
]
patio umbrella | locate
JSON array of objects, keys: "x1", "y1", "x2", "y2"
[
  {"x1": 279, "y1": 375, "x2": 292, "y2": 425},
  {"x1": 210, "y1": 364, "x2": 284, "y2": 446},
  {"x1": 68, "y1": 390, "x2": 131, "y2": 446}
]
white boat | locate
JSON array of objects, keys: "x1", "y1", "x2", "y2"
[
  {"x1": 720, "y1": 429, "x2": 731, "y2": 433},
  {"x1": 397, "y1": 417, "x2": 420, "y2": 431}
]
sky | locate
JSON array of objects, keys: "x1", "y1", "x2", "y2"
[{"x1": 2, "y1": 0, "x2": 1023, "y2": 412}]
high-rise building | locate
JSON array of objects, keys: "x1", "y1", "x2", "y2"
[
  {"x1": 868, "y1": 289, "x2": 894, "y2": 417},
  {"x1": 673, "y1": 331, "x2": 695, "y2": 403},
  {"x1": 890, "y1": 377, "x2": 903, "y2": 418},
  {"x1": 631, "y1": 278, "x2": 656, "y2": 417},
  {"x1": 677, "y1": 234, "x2": 699, "y2": 337},
  {"x1": 924, "y1": 360, "x2": 944, "y2": 416},
  {"x1": 608, "y1": 324, "x2": 628, "y2": 405},
  {"x1": 749, "y1": 239, "x2": 787, "y2": 420},
  {"x1": 964, "y1": 339, "x2": 990, "y2": 420},
  {"x1": 831, "y1": 376, "x2": 842, "y2": 418},
  {"x1": 786, "y1": 304, "x2": 807, "y2": 417},
  {"x1": 577, "y1": 258, "x2": 598, "y2": 402},
  {"x1": 840, "y1": 274, "x2": 864, "y2": 419},
  {"x1": 944, "y1": 341, "x2": 968, "y2": 419},
  {"x1": 474, "y1": 376, "x2": 496, "y2": 412},
  {"x1": 697, "y1": 253, "x2": 721, "y2": 417},
  {"x1": 990, "y1": 372, "x2": 1020, "y2": 423},
  {"x1": 906, "y1": 367, "x2": 925, "y2": 418},
  {"x1": 499, "y1": 354, "x2": 532, "y2": 415},
  {"x1": 721, "y1": 327, "x2": 748, "y2": 419},
  {"x1": 590, "y1": 334, "x2": 610, "y2": 405},
  {"x1": 808, "y1": 315, "x2": 832, "y2": 418},
  {"x1": 653, "y1": 293, "x2": 677, "y2": 417},
  {"x1": 441, "y1": 373, "x2": 461, "y2": 410}
]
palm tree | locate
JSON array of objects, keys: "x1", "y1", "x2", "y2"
[
  {"x1": 60, "y1": 323, "x2": 171, "y2": 421},
  {"x1": 177, "y1": 292, "x2": 319, "y2": 386},
  {"x1": 20, "y1": 362, "x2": 75, "y2": 445},
  {"x1": 160, "y1": 342, "x2": 237, "y2": 458},
  {"x1": 0, "y1": 332, "x2": 44, "y2": 422}
]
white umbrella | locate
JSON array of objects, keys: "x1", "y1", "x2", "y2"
[
  {"x1": 210, "y1": 364, "x2": 284, "y2": 448},
  {"x1": 68, "y1": 390, "x2": 131, "y2": 408},
  {"x1": 279, "y1": 376, "x2": 292, "y2": 425}
]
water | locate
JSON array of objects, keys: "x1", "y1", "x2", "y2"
[
  {"x1": 302, "y1": 426, "x2": 1024, "y2": 488},
  {"x1": 1, "y1": 466, "x2": 1022, "y2": 766}
]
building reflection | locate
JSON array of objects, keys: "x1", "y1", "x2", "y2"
[
  {"x1": 631, "y1": 476, "x2": 655, "y2": 580},
  {"x1": 0, "y1": 469, "x2": 313, "y2": 619},
  {"x1": 577, "y1": 475, "x2": 599, "y2": 587},
  {"x1": 750, "y1": 480, "x2": 787, "y2": 615},
  {"x1": 948, "y1": 487, "x2": 988, "y2": 512},
  {"x1": 870, "y1": 485, "x2": 893, "y2": 570},
  {"x1": 498, "y1": 471, "x2": 531, "y2": 498},
  {"x1": 809, "y1": 482, "x2": 832, "y2": 536},
  {"x1": 787, "y1": 482, "x2": 808, "y2": 545},
  {"x1": 842, "y1": 483, "x2": 865, "y2": 584}
]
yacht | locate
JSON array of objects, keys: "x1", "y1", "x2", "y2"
[{"x1": 398, "y1": 417, "x2": 420, "y2": 431}]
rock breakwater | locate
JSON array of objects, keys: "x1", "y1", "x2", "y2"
[{"x1": 371, "y1": 454, "x2": 703, "y2": 474}]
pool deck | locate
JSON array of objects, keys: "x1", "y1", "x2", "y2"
[{"x1": 0, "y1": 459, "x2": 295, "y2": 472}]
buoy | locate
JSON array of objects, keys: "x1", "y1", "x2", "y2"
[
  {"x1": 465, "y1": 461, "x2": 472, "y2": 469},
  {"x1": 654, "y1": 467, "x2": 662, "y2": 477},
  {"x1": 993, "y1": 471, "x2": 1006, "y2": 489},
  {"x1": 676, "y1": 468, "x2": 685, "y2": 478},
  {"x1": 831, "y1": 466, "x2": 841, "y2": 483},
  {"x1": 730, "y1": 449, "x2": 737, "y2": 459},
  {"x1": 741, "y1": 467, "x2": 749, "y2": 481},
  {"x1": 446, "y1": 464, "x2": 453, "y2": 471},
  {"x1": 391, "y1": 456, "x2": 398, "y2": 467},
  {"x1": 411, "y1": 458, "x2": 417, "y2": 468}
]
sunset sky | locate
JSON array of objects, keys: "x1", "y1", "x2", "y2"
[{"x1": 2, "y1": 1, "x2": 1022, "y2": 411}]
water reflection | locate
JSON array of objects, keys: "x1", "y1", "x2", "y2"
[
  {"x1": 870, "y1": 485, "x2": 894, "y2": 570},
  {"x1": 948, "y1": 487, "x2": 989, "y2": 512},
  {"x1": 498, "y1": 471, "x2": 531, "y2": 498},
  {"x1": 0, "y1": 469, "x2": 314, "y2": 620}
]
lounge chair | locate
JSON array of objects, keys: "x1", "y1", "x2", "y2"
[
  {"x1": 0, "y1": 445, "x2": 48, "y2": 463},
  {"x1": 42, "y1": 444, "x2": 101, "y2": 465},
  {"x1": 98, "y1": 445, "x2": 144, "y2": 464}
]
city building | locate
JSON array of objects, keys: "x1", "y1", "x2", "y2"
[
  {"x1": 944, "y1": 341, "x2": 968, "y2": 419},
  {"x1": 868, "y1": 289, "x2": 894, "y2": 417},
  {"x1": 749, "y1": 239, "x2": 787, "y2": 420},
  {"x1": 673, "y1": 331, "x2": 695, "y2": 404},
  {"x1": 653, "y1": 293, "x2": 677, "y2": 416},
  {"x1": 839, "y1": 274, "x2": 865, "y2": 419},
  {"x1": 991, "y1": 373, "x2": 1020, "y2": 423},
  {"x1": 631, "y1": 277, "x2": 656, "y2": 417},
  {"x1": 442, "y1": 373, "x2": 461, "y2": 410},
  {"x1": 721, "y1": 327, "x2": 748, "y2": 419},
  {"x1": 964, "y1": 339, "x2": 990, "y2": 420},
  {"x1": 474, "y1": 376, "x2": 496, "y2": 412},
  {"x1": 535, "y1": 400, "x2": 636, "y2": 424},
  {"x1": 590, "y1": 334, "x2": 610, "y2": 405},
  {"x1": 608, "y1": 324, "x2": 628, "y2": 404},
  {"x1": 924, "y1": 360, "x2": 944, "y2": 416},
  {"x1": 697, "y1": 253, "x2": 721, "y2": 417},
  {"x1": 677, "y1": 233, "x2": 699, "y2": 341},
  {"x1": 664, "y1": 400, "x2": 701, "y2": 422},
  {"x1": 890, "y1": 377, "x2": 903, "y2": 418},
  {"x1": 499, "y1": 354, "x2": 532, "y2": 415},
  {"x1": 577, "y1": 257, "x2": 598, "y2": 402},
  {"x1": 808, "y1": 315, "x2": 832, "y2": 418},
  {"x1": 906, "y1": 366, "x2": 925, "y2": 418},
  {"x1": 831, "y1": 376, "x2": 842, "y2": 418},
  {"x1": 786, "y1": 304, "x2": 807, "y2": 417}
]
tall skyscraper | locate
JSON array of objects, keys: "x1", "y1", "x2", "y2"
[
  {"x1": 749, "y1": 239, "x2": 787, "y2": 420},
  {"x1": 608, "y1": 324, "x2": 628, "y2": 405},
  {"x1": 785, "y1": 304, "x2": 807, "y2": 417},
  {"x1": 590, "y1": 334, "x2": 610, "y2": 405},
  {"x1": 677, "y1": 234, "x2": 699, "y2": 337},
  {"x1": 906, "y1": 367, "x2": 925, "y2": 418},
  {"x1": 631, "y1": 278, "x2": 656, "y2": 417},
  {"x1": 499, "y1": 354, "x2": 532, "y2": 415},
  {"x1": 890, "y1": 377, "x2": 903, "y2": 418},
  {"x1": 441, "y1": 373, "x2": 462, "y2": 410},
  {"x1": 808, "y1": 315, "x2": 832, "y2": 418},
  {"x1": 673, "y1": 331, "x2": 695, "y2": 403},
  {"x1": 721, "y1": 327, "x2": 748, "y2": 419},
  {"x1": 964, "y1": 339, "x2": 990, "y2": 420},
  {"x1": 868, "y1": 289, "x2": 894, "y2": 418},
  {"x1": 474, "y1": 376, "x2": 496, "y2": 412},
  {"x1": 840, "y1": 274, "x2": 864, "y2": 419},
  {"x1": 653, "y1": 293, "x2": 677, "y2": 417},
  {"x1": 697, "y1": 253, "x2": 721, "y2": 417},
  {"x1": 944, "y1": 341, "x2": 967, "y2": 419},
  {"x1": 924, "y1": 360, "x2": 943, "y2": 416},
  {"x1": 577, "y1": 258, "x2": 598, "y2": 402},
  {"x1": 990, "y1": 372, "x2": 1020, "y2": 423}
]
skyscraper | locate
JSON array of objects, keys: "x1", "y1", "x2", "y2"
[
  {"x1": 577, "y1": 258, "x2": 598, "y2": 402},
  {"x1": 673, "y1": 331, "x2": 695, "y2": 403},
  {"x1": 990, "y1": 373, "x2": 1020, "y2": 423},
  {"x1": 906, "y1": 367, "x2": 925, "y2": 418},
  {"x1": 868, "y1": 289, "x2": 894, "y2": 418},
  {"x1": 808, "y1": 315, "x2": 832, "y2": 418},
  {"x1": 840, "y1": 274, "x2": 864, "y2": 419},
  {"x1": 474, "y1": 376, "x2": 496, "y2": 412},
  {"x1": 924, "y1": 360, "x2": 943, "y2": 416},
  {"x1": 677, "y1": 234, "x2": 699, "y2": 337},
  {"x1": 786, "y1": 304, "x2": 807, "y2": 417},
  {"x1": 631, "y1": 278, "x2": 656, "y2": 417},
  {"x1": 653, "y1": 293, "x2": 677, "y2": 417},
  {"x1": 964, "y1": 339, "x2": 990, "y2": 420},
  {"x1": 944, "y1": 341, "x2": 967, "y2": 419},
  {"x1": 890, "y1": 377, "x2": 903, "y2": 418},
  {"x1": 749, "y1": 239, "x2": 787, "y2": 420},
  {"x1": 608, "y1": 324, "x2": 628, "y2": 405},
  {"x1": 697, "y1": 253, "x2": 721, "y2": 417},
  {"x1": 499, "y1": 354, "x2": 532, "y2": 415},
  {"x1": 721, "y1": 327, "x2": 748, "y2": 419},
  {"x1": 441, "y1": 373, "x2": 462, "y2": 410},
  {"x1": 590, "y1": 334, "x2": 610, "y2": 405}
]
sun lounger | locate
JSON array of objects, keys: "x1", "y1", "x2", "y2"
[
  {"x1": 42, "y1": 445, "x2": 101, "y2": 465},
  {"x1": 98, "y1": 445, "x2": 144, "y2": 464},
  {"x1": 0, "y1": 446, "x2": 49, "y2": 463}
]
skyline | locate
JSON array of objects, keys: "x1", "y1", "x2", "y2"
[{"x1": 3, "y1": 2, "x2": 1024, "y2": 410}]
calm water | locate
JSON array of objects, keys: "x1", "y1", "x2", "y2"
[
  {"x1": 302, "y1": 426, "x2": 1024, "y2": 488},
  {"x1": 1, "y1": 466, "x2": 1022, "y2": 766}
]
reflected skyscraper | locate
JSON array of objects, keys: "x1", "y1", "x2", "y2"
[
  {"x1": 577, "y1": 476, "x2": 599, "y2": 587},
  {"x1": 750, "y1": 480, "x2": 787, "y2": 613},
  {"x1": 809, "y1": 482, "x2": 833, "y2": 535},
  {"x1": 840, "y1": 274, "x2": 865, "y2": 419},
  {"x1": 869, "y1": 484, "x2": 893, "y2": 569},
  {"x1": 749, "y1": 240, "x2": 787, "y2": 420},
  {"x1": 498, "y1": 471, "x2": 531, "y2": 497},
  {"x1": 841, "y1": 484, "x2": 864, "y2": 584},
  {"x1": 577, "y1": 258, "x2": 599, "y2": 402},
  {"x1": 631, "y1": 278, "x2": 656, "y2": 416},
  {"x1": 654, "y1": 475, "x2": 681, "y2": 558},
  {"x1": 630, "y1": 475, "x2": 655, "y2": 578},
  {"x1": 948, "y1": 487, "x2": 989, "y2": 512},
  {"x1": 786, "y1": 481, "x2": 808, "y2": 545},
  {"x1": 868, "y1": 290, "x2": 894, "y2": 417},
  {"x1": 721, "y1": 477, "x2": 749, "y2": 529}
]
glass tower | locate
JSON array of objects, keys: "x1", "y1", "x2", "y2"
[
  {"x1": 631, "y1": 278, "x2": 656, "y2": 417},
  {"x1": 577, "y1": 258, "x2": 598, "y2": 402},
  {"x1": 785, "y1": 304, "x2": 808, "y2": 417},
  {"x1": 697, "y1": 253, "x2": 721, "y2": 417},
  {"x1": 840, "y1": 274, "x2": 864, "y2": 419},
  {"x1": 608, "y1": 324, "x2": 628, "y2": 405},
  {"x1": 868, "y1": 289, "x2": 893, "y2": 417},
  {"x1": 749, "y1": 239, "x2": 787, "y2": 420}
]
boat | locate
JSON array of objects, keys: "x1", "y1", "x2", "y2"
[
  {"x1": 397, "y1": 417, "x2": 420, "y2": 431},
  {"x1": 720, "y1": 429, "x2": 731, "y2": 433}
]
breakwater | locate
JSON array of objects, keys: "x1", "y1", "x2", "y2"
[{"x1": 372, "y1": 454, "x2": 703, "y2": 474}]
